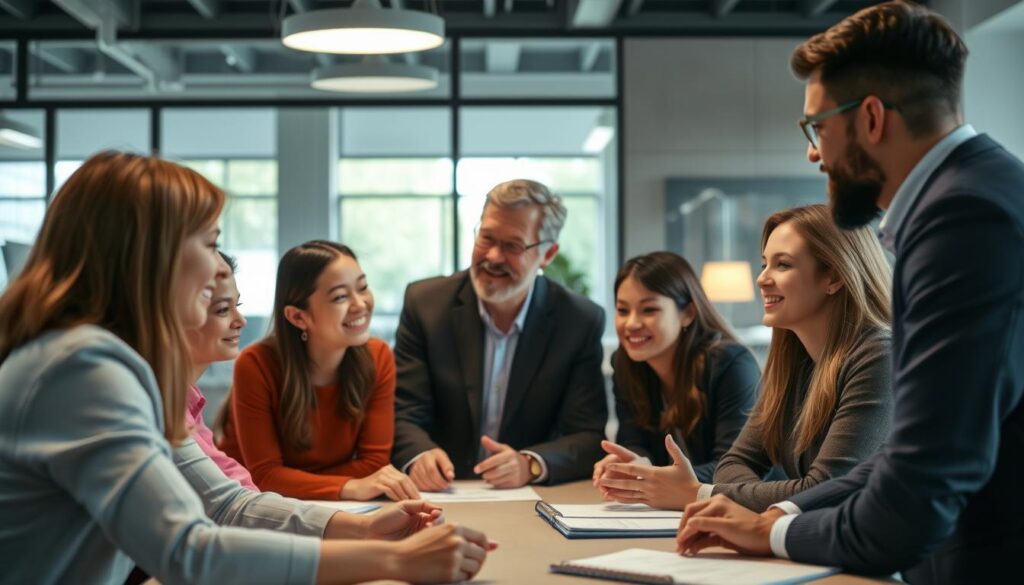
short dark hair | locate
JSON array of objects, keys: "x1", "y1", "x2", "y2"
[
  {"x1": 791, "y1": 0, "x2": 967, "y2": 137},
  {"x1": 217, "y1": 250, "x2": 238, "y2": 274}
]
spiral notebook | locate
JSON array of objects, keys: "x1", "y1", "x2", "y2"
[{"x1": 550, "y1": 548, "x2": 839, "y2": 585}]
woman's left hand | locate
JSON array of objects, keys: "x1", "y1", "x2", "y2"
[
  {"x1": 364, "y1": 500, "x2": 443, "y2": 541},
  {"x1": 598, "y1": 434, "x2": 701, "y2": 510}
]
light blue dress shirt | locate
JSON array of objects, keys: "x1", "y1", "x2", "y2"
[
  {"x1": 0, "y1": 325, "x2": 330, "y2": 585},
  {"x1": 878, "y1": 124, "x2": 977, "y2": 252}
]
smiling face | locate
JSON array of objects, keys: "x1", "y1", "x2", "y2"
[
  {"x1": 614, "y1": 274, "x2": 693, "y2": 366},
  {"x1": 175, "y1": 224, "x2": 221, "y2": 330},
  {"x1": 293, "y1": 254, "x2": 373, "y2": 350},
  {"x1": 187, "y1": 258, "x2": 247, "y2": 366},
  {"x1": 757, "y1": 221, "x2": 835, "y2": 332},
  {"x1": 469, "y1": 203, "x2": 556, "y2": 307}
]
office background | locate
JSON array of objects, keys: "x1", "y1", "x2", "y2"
[{"x1": 2, "y1": 0, "x2": 1021, "y2": 415}]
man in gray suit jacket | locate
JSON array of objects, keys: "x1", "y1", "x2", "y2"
[
  {"x1": 677, "y1": 3, "x2": 1024, "y2": 582},
  {"x1": 393, "y1": 179, "x2": 607, "y2": 490}
]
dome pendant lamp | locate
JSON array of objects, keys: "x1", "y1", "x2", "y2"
[
  {"x1": 282, "y1": 0, "x2": 445, "y2": 55},
  {"x1": 312, "y1": 55, "x2": 439, "y2": 93}
]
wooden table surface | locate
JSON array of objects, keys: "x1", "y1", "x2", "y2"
[{"x1": 366, "y1": 480, "x2": 897, "y2": 585}]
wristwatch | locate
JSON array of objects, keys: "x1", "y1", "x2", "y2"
[{"x1": 523, "y1": 453, "x2": 542, "y2": 481}]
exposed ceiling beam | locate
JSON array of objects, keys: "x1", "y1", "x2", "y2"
[
  {"x1": 220, "y1": 44, "x2": 255, "y2": 72},
  {"x1": 483, "y1": 0, "x2": 495, "y2": 18},
  {"x1": 52, "y1": 0, "x2": 133, "y2": 28},
  {"x1": 33, "y1": 46, "x2": 87, "y2": 73},
  {"x1": 0, "y1": 0, "x2": 39, "y2": 19},
  {"x1": 579, "y1": 42, "x2": 601, "y2": 72},
  {"x1": 132, "y1": 43, "x2": 182, "y2": 84},
  {"x1": 570, "y1": 0, "x2": 623, "y2": 28},
  {"x1": 710, "y1": 0, "x2": 742, "y2": 18},
  {"x1": 627, "y1": 0, "x2": 644, "y2": 16},
  {"x1": 185, "y1": 0, "x2": 221, "y2": 20},
  {"x1": 485, "y1": 41, "x2": 520, "y2": 73},
  {"x1": 800, "y1": 0, "x2": 839, "y2": 18},
  {"x1": 288, "y1": 0, "x2": 312, "y2": 13}
]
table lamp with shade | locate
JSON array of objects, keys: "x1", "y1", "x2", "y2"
[{"x1": 700, "y1": 261, "x2": 755, "y2": 327}]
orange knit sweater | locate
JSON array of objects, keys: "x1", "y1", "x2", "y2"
[{"x1": 219, "y1": 338, "x2": 395, "y2": 500}]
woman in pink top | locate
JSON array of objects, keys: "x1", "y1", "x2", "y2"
[{"x1": 185, "y1": 251, "x2": 258, "y2": 490}]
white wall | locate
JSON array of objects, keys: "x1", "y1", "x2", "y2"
[{"x1": 622, "y1": 38, "x2": 818, "y2": 260}]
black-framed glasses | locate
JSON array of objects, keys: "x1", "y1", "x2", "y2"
[
  {"x1": 473, "y1": 226, "x2": 552, "y2": 256},
  {"x1": 799, "y1": 96, "x2": 897, "y2": 150}
]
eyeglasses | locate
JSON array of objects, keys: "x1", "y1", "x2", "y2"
[
  {"x1": 473, "y1": 227, "x2": 552, "y2": 257},
  {"x1": 799, "y1": 96, "x2": 897, "y2": 150}
]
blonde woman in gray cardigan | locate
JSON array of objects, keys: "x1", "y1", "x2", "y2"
[{"x1": 705, "y1": 204, "x2": 893, "y2": 512}]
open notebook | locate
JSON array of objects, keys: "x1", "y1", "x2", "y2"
[
  {"x1": 551, "y1": 549, "x2": 838, "y2": 585},
  {"x1": 536, "y1": 502, "x2": 681, "y2": 539}
]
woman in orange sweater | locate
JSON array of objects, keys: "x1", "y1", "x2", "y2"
[{"x1": 220, "y1": 240, "x2": 419, "y2": 501}]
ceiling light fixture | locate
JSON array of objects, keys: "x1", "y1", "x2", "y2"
[
  {"x1": 0, "y1": 118, "x2": 43, "y2": 150},
  {"x1": 312, "y1": 56, "x2": 439, "y2": 93},
  {"x1": 282, "y1": 0, "x2": 445, "y2": 55}
]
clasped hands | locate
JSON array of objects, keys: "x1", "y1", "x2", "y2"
[{"x1": 592, "y1": 434, "x2": 701, "y2": 510}]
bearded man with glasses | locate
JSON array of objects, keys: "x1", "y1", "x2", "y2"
[
  {"x1": 392, "y1": 179, "x2": 607, "y2": 491},
  {"x1": 676, "y1": 2, "x2": 1024, "y2": 583}
]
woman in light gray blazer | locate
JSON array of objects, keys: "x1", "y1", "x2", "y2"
[{"x1": 0, "y1": 151, "x2": 492, "y2": 585}]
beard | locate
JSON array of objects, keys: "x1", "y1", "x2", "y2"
[
  {"x1": 826, "y1": 138, "x2": 886, "y2": 230},
  {"x1": 470, "y1": 260, "x2": 527, "y2": 304}
]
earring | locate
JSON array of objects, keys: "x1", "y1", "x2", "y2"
[{"x1": 301, "y1": 331, "x2": 308, "y2": 342}]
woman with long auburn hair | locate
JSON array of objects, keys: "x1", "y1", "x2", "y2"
[
  {"x1": 705, "y1": 203, "x2": 893, "y2": 512},
  {"x1": 220, "y1": 240, "x2": 419, "y2": 501},
  {"x1": 0, "y1": 152, "x2": 493, "y2": 584},
  {"x1": 594, "y1": 251, "x2": 761, "y2": 510}
]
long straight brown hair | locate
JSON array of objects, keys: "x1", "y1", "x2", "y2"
[
  {"x1": 0, "y1": 151, "x2": 225, "y2": 443},
  {"x1": 613, "y1": 252, "x2": 738, "y2": 437},
  {"x1": 752, "y1": 204, "x2": 891, "y2": 462},
  {"x1": 267, "y1": 240, "x2": 376, "y2": 452}
]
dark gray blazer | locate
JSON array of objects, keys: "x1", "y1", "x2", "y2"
[
  {"x1": 612, "y1": 341, "x2": 760, "y2": 484},
  {"x1": 392, "y1": 271, "x2": 608, "y2": 484},
  {"x1": 783, "y1": 134, "x2": 1024, "y2": 583}
]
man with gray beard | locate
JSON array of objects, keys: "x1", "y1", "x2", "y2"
[{"x1": 392, "y1": 179, "x2": 607, "y2": 490}]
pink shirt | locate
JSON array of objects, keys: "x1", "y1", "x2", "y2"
[{"x1": 186, "y1": 385, "x2": 259, "y2": 491}]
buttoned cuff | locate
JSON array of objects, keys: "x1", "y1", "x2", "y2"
[
  {"x1": 519, "y1": 450, "x2": 549, "y2": 483},
  {"x1": 770, "y1": 500, "x2": 803, "y2": 516},
  {"x1": 696, "y1": 483, "x2": 715, "y2": 502},
  {"x1": 769, "y1": 513, "x2": 799, "y2": 559}
]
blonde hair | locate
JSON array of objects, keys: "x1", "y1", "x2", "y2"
[
  {"x1": 752, "y1": 204, "x2": 891, "y2": 461},
  {"x1": 0, "y1": 151, "x2": 225, "y2": 443}
]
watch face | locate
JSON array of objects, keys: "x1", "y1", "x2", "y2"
[{"x1": 530, "y1": 458, "x2": 542, "y2": 478}]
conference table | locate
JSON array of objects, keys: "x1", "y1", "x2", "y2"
[{"x1": 365, "y1": 480, "x2": 896, "y2": 585}]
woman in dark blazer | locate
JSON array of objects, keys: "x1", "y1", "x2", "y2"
[{"x1": 594, "y1": 251, "x2": 760, "y2": 509}]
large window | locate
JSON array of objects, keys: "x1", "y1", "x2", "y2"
[
  {"x1": 54, "y1": 109, "x2": 151, "y2": 189},
  {"x1": 162, "y1": 108, "x2": 279, "y2": 318},
  {"x1": 337, "y1": 108, "x2": 453, "y2": 338},
  {"x1": 0, "y1": 110, "x2": 46, "y2": 286}
]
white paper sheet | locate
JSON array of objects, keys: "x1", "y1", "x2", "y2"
[
  {"x1": 558, "y1": 517, "x2": 681, "y2": 531},
  {"x1": 549, "y1": 503, "x2": 682, "y2": 519},
  {"x1": 419, "y1": 480, "x2": 540, "y2": 503},
  {"x1": 305, "y1": 501, "x2": 381, "y2": 514},
  {"x1": 556, "y1": 548, "x2": 838, "y2": 585}
]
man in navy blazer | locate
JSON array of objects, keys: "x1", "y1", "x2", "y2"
[{"x1": 676, "y1": 2, "x2": 1024, "y2": 582}]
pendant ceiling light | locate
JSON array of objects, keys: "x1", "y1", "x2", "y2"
[
  {"x1": 312, "y1": 56, "x2": 439, "y2": 93},
  {"x1": 282, "y1": 0, "x2": 445, "y2": 55}
]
